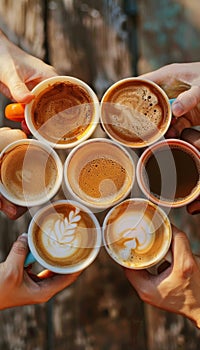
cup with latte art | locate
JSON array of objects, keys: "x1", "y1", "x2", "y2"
[
  {"x1": 5, "y1": 76, "x2": 100, "y2": 149},
  {"x1": 25, "y1": 200, "x2": 102, "y2": 273},
  {"x1": 102, "y1": 198, "x2": 172, "y2": 271}
]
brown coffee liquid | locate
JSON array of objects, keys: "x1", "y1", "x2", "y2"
[
  {"x1": 144, "y1": 147, "x2": 199, "y2": 201},
  {"x1": 79, "y1": 158, "x2": 126, "y2": 198},
  {"x1": 101, "y1": 80, "x2": 168, "y2": 146},
  {"x1": 0, "y1": 144, "x2": 57, "y2": 201},
  {"x1": 32, "y1": 82, "x2": 94, "y2": 144},
  {"x1": 32, "y1": 203, "x2": 96, "y2": 267}
]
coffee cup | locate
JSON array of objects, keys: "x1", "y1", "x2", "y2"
[
  {"x1": 5, "y1": 76, "x2": 100, "y2": 149},
  {"x1": 63, "y1": 138, "x2": 135, "y2": 211},
  {"x1": 0, "y1": 139, "x2": 63, "y2": 207},
  {"x1": 100, "y1": 77, "x2": 172, "y2": 148},
  {"x1": 102, "y1": 198, "x2": 172, "y2": 271},
  {"x1": 25, "y1": 200, "x2": 102, "y2": 274},
  {"x1": 136, "y1": 139, "x2": 200, "y2": 208}
]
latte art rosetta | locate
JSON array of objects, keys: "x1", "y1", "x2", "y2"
[{"x1": 41, "y1": 209, "x2": 82, "y2": 258}]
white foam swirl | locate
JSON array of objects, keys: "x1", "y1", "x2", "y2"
[{"x1": 41, "y1": 209, "x2": 82, "y2": 258}]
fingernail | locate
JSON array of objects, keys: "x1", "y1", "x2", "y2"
[
  {"x1": 172, "y1": 101, "x2": 184, "y2": 116},
  {"x1": 17, "y1": 233, "x2": 28, "y2": 242}
]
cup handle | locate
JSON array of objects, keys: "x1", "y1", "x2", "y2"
[
  {"x1": 147, "y1": 250, "x2": 172, "y2": 275},
  {"x1": 24, "y1": 251, "x2": 36, "y2": 267},
  {"x1": 5, "y1": 103, "x2": 25, "y2": 122},
  {"x1": 169, "y1": 98, "x2": 176, "y2": 106}
]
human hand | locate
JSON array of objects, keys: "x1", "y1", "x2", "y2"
[
  {"x1": 125, "y1": 226, "x2": 200, "y2": 328},
  {"x1": 140, "y1": 62, "x2": 200, "y2": 137},
  {"x1": 0, "y1": 234, "x2": 81, "y2": 310},
  {"x1": 0, "y1": 30, "x2": 57, "y2": 103}
]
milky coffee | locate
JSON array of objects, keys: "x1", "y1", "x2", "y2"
[
  {"x1": 28, "y1": 201, "x2": 101, "y2": 272},
  {"x1": 28, "y1": 77, "x2": 99, "y2": 148},
  {"x1": 0, "y1": 140, "x2": 62, "y2": 206},
  {"x1": 103, "y1": 198, "x2": 171, "y2": 269},
  {"x1": 64, "y1": 138, "x2": 135, "y2": 210},
  {"x1": 101, "y1": 78, "x2": 171, "y2": 148}
]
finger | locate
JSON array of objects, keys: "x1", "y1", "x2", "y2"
[
  {"x1": 165, "y1": 117, "x2": 192, "y2": 138},
  {"x1": 187, "y1": 197, "x2": 200, "y2": 215},
  {"x1": 37, "y1": 271, "x2": 82, "y2": 298},
  {"x1": 6, "y1": 234, "x2": 29, "y2": 267},
  {"x1": 172, "y1": 86, "x2": 200, "y2": 117},
  {"x1": 171, "y1": 226, "x2": 194, "y2": 277},
  {"x1": 181, "y1": 128, "x2": 200, "y2": 151},
  {"x1": 3, "y1": 69, "x2": 34, "y2": 103},
  {"x1": 0, "y1": 195, "x2": 27, "y2": 219}
]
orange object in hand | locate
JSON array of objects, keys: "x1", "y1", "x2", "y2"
[{"x1": 5, "y1": 103, "x2": 25, "y2": 122}]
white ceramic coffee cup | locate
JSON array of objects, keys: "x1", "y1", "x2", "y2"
[
  {"x1": 25, "y1": 200, "x2": 102, "y2": 274},
  {"x1": 100, "y1": 77, "x2": 172, "y2": 148},
  {"x1": 102, "y1": 198, "x2": 172, "y2": 271},
  {"x1": 63, "y1": 138, "x2": 135, "y2": 211},
  {"x1": 0, "y1": 139, "x2": 63, "y2": 207},
  {"x1": 24, "y1": 76, "x2": 100, "y2": 149},
  {"x1": 136, "y1": 139, "x2": 200, "y2": 208}
]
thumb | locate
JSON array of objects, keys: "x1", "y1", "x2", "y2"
[
  {"x1": 5, "y1": 71, "x2": 34, "y2": 103},
  {"x1": 172, "y1": 85, "x2": 200, "y2": 117},
  {"x1": 6, "y1": 234, "x2": 29, "y2": 267}
]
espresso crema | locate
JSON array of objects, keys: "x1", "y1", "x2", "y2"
[
  {"x1": 32, "y1": 203, "x2": 98, "y2": 267},
  {"x1": 101, "y1": 79, "x2": 170, "y2": 147},
  {"x1": 103, "y1": 200, "x2": 171, "y2": 269},
  {"x1": 31, "y1": 82, "x2": 95, "y2": 144},
  {"x1": 0, "y1": 144, "x2": 57, "y2": 202}
]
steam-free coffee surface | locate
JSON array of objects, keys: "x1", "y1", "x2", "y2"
[
  {"x1": 101, "y1": 80, "x2": 169, "y2": 146},
  {"x1": 0, "y1": 144, "x2": 57, "y2": 202},
  {"x1": 104, "y1": 200, "x2": 171, "y2": 269},
  {"x1": 79, "y1": 158, "x2": 126, "y2": 198},
  {"x1": 31, "y1": 82, "x2": 95, "y2": 144},
  {"x1": 144, "y1": 147, "x2": 199, "y2": 202},
  {"x1": 32, "y1": 203, "x2": 97, "y2": 267}
]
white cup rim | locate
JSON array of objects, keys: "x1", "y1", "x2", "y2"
[
  {"x1": 136, "y1": 138, "x2": 200, "y2": 208},
  {"x1": 102, "y1": 197, "x2": 172, "y2": 269},
  {"x1": 0, "y1": 139, "x2": 63, "y2": 207},
  {"x1": 63, "y1": 138, "x2": 135, "y2": 210},
  {"x1": 100, "y1": 77, "x2": 172, "y2": 148},
  {"x1": 25, "y1": 75, "x2": 100, "y2": 149},
  {"x1": 28, "y1": 199, "x2": 102, "y2": 274}
]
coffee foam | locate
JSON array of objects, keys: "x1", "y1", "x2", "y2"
[
  {"x1": 104, "y1": 200, "x2": 171, "y2": 268},
  {"x1": 32, "y1": 203, "x2": 97, "y2": 266},
  {"x1": 31, "y1": 82, "x2": 95, "y2": 144},
  {"x1": 66, "y1": 140, "x2": 134, "y2": 207},
  {"x1": 0, "y1": 144, "x2": 57, "y2": 202},
  {"x1": 101, "y1": 80, "x2": 169, "y2": 146}
]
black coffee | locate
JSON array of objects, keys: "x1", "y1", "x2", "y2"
[{"x1": 144, "y1": 147, "x2": 199, "y2": 201}]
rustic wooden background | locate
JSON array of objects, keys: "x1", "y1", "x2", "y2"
[{"x1": 0, "y1": 0, "x2": 200, "y2": 349}]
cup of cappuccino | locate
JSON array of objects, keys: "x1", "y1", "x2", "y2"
[
  {"x1": 5, "y1": 76, "x2": 100, "y2": 149},
  {"x1": 63, "y1": 138, "x2": 135, "y2": 211},
  {"x1": 100, "y1": 77, "x2": 171, "y2": 148},
  {"x1": 25, "y1": 200, "x2": 102, "y2": 274},
  {"x1": 136, "y1": 139, "x2": 200, "y2": 208},
  {"x1": 102, "y1": 198, "x2": 172, "y2": 270},
  {"x1": 0, "y1": 139, "x2": 63, "y2": 207}
]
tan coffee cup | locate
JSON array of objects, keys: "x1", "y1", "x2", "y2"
[
  {"x1": 63, "y1": 138, "x2": 135, "y2": 211},
  {"x1": 26, "y1": 200, "x2": 102, "y2": 274},
  {"x1": 136, "y1": 139, "x2": 200, "y2": 208},
  {"x1": 102, "y1": 198, "x2": 172, "y2": 270},
  {"x1": 100, "y1": 77, "x2": 171, "y2": 148},
  {"x1": 0, "y1": 139, "x2": 63, "y2": 207}
]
